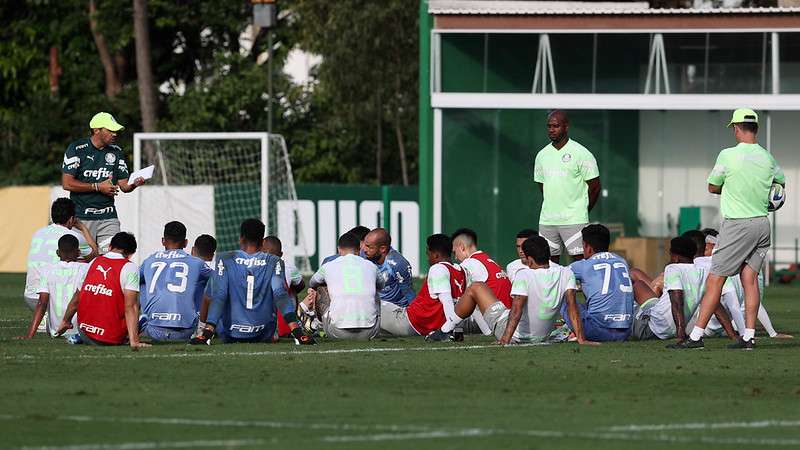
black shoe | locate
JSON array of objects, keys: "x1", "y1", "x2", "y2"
[
  {"x1": 425, "y1": 329, "x2": 453, "y2": 342},
  {"x1": 666, "y1": 338, "x2": 704, "y2": 350},
  {"x1": 727, "y1": 337, "x2": 755, "y2": 350},
  {"x1": 189, "y1": 329, "x2": 214, "y2": 345}
]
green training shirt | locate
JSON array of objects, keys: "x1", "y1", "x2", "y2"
[
  {"x1": 707, "y1": 142, "x2": 785, "y2": 219},
  {"x1": 533, "y1": 139, "x2": 599, "y2": 226},
  {"x1": 62, "y1": 137, "x2": 130, "y2": 220}
]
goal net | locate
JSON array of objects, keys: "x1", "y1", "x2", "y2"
[{"x1": 131, "y1": 132, "x2": 311, "y2": 273}]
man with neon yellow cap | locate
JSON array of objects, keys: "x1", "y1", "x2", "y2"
[
  {"x1": 669, "y1": 108, "x2": 785, "y2": 350},
  {"x1": 61, "y1": 112, "x2": 146, "y2": 253}
]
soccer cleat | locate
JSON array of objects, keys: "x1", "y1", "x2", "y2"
[
  {"x1": 291, "y1": 327, "x2": 316, "y2": 345},
  {"x1": 425, "y1": 329, "x2": 453, "y2": 342},
  {"x1": 727, "y1": 337, "x2": 755, "y2": 350},
  {"x1": 189, "y1": 328, "x2": 214, "y2": 346},
  {"x1": 666, "y1": 338, "x2": 704, "y2": 350}
]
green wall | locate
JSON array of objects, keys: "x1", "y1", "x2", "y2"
[{"x1": 441, "y1": 109, "x2": 639, "y2": 266}]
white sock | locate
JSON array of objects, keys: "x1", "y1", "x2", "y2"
[
  {"x1": 743, "y1": 328, "x2": 755, "y2": 341},
  {"x1": 441, "y1": 319, "x2": 459, "y2": 333},
  {"x1": 689, "y1": 326, "x2": 705, "y2": 341}
]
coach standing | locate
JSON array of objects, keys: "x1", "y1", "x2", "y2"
[
  {"x1": 61, "y1": 112, "x2": 145, "y2": 253},
  {"x1": 533, "y1": 110, "x2": 601, "y2": 263},
  {"x1": 670, "y1": 108, "x2": 784, "y2": 350}
]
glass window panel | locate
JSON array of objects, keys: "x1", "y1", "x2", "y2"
[
  {"x1": 549, "y1": 34, "x2": 594, "y2": 93},
  {"x1": 662, "y1": 33, "x2": 708, "y2": 94},
  {"x1": 780, "y1": 33, "x2": 800, "y2": 93},
  {"x1": 706, "y1": 33, "x2": 769, "y2": 93},
  {"x1": 485, "y1": 34, "x2": 539, "y2": 93},
  {"x1": 595, "y1": 34, "x2": 651, "y2": 93},
  {"x1": 440, "y1": 34, "x2": 485, "y2": 92}
]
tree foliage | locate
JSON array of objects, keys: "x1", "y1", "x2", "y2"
[{"x1": 0, "y1": 0, "x2": 419, "y2": 186}]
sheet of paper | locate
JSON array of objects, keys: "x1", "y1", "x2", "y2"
[{"x1": 128, "y1": 165, "x2": 155, "y2": 184}]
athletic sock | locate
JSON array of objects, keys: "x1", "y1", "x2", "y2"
[
  {"x1": 689, "y1": 326, "x2": 705, "y2": 342},
  {"x1": 743, "y1": 328, "x2": 755, "y2": 341},
  {"x1": 441, "y1": 319, "x2": 459, "y2": 333}
]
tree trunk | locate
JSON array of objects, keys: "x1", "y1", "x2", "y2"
[
  {"x1": 48, "y1": 47, "x2": 62, "y2": 98},
  {"x1": 393, "y1": 113, "x2": 409, "y2": 186},
  {"x1": 89, "y1": 0, "x2": 121, "y2": 98},
  {"x1": 133, "y1": 0, "x2": 158, "y2": 164},
  {"x1": 375, "y1": 92, "x2": 382, "y2": 185}
]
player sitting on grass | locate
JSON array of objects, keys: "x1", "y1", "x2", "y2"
[
  {"x1": 191, "y1": 219, "x2": 313, "y2": 345},
  {"x1": 506, "y1": 228, "x2": 538, "y2": 283},
  {"x1": 363, "y1": 228, "x2": 416, "y2": 307},
  {"x1": 701, "y1": 230, "x2": 793, "y2": 339},
  {"x1": 301, "y1": 232, "x2": 382, "y2": 341},
  {"x1": 429, "y1": 236, "x2": 595, "y2": 345},
  {"x1": 629, "y1": 236, "x2": 737, "y2": 343},
  {"x1": 380, "y1": 233, "x2": 465, "y2": 338},
  {"x1": 563, "y1": 224, "x2": 633, "y2": 342},
  {"x1": 56, "y1": 232, "x2": 149, "y2": 348},
  {"x1": 263, "y1": 235, "x2": 305, "y2": 338},
  {"x1": 191, "y1": 234, "x2": 217, "y2": 337},
  {"x1": 24, "y1": 198, "x2": 97, "y2": 332},
  {"x1": 16, "y1": 234, "x2": 89, "y2": 342},
  {"x1": 321, "y1": 225, "x2": 370, "y2": 265},
  {"x1": 138, "y1": 221, "x2": 213, "y2": 342}
]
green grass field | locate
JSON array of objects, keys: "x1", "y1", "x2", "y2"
[{"x1": 1, "y1": 272, "x2": 799, "y2": 450}]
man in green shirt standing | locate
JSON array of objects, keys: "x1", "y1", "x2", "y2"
[
  {"x1": 670, "y1": 108, "x2": 784, "y2": 350},
  {"x1": 533, "y1": 110, "x2": 602, "y2": 263},
  {"x1": 61, "y1": 112, "x2": 145, "y2": 253}
]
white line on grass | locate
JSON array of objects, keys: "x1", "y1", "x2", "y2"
[
  {"x1": 2, "y1": 342, "x2": 549, "y2": 361},
  {"x1": 19, "y1": 439, "x2": 266, "y2": 450},
  {"x1": 5, "y1": 414, "x2": 800, "y2": 447},
  {"x1": 603, "y1": 419, "x2": 800, "y2": 432}
]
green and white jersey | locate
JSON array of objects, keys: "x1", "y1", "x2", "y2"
[
  {"x1": 533, "y1": 139, "x2": 599, "y2": 226},
  {"x1": 24, "y1": 224, "x2": 90, "y2": 299},
  {"x1": 62, "y1": 137, "x2": 130, "y2": 220},
  {"x1": 707, "y1": 142, "x2": 785, "y2": 219},
  {"x1": 509, "y1": 263, "x2": 576, "y2": 342},
  {"x1": 36, "y1": 261, "x2": 89, "y2": 337},
  {"x1": 310, "y1": 254, "x2": 380, "y2": 329}
]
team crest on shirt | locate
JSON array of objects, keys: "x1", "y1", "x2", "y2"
[
  {"x1": 562, "y1": 153, "x2": 572, "y2": 163},
  {"x1": 105, "y1": 152, "x2": 116, "y2": 164}
]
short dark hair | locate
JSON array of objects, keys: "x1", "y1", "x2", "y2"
[
  {"x1": 348, "y1": 225, "x2": 370, "y2": 242},
  {"x1": 110, "y1": 232, "x2": 137, "y2": 255},
  {"x1": 451, "y1": 228, "x2": 478, "y2": 246},
  {"x1": 681, "y1": 230, "x2": 705, "y2": 257},
  {"x1": 701, "y1": 228, "x2": 718, "y2": 238},
  {"x1": 263, "y1": 235, "x2": 281, "y2": 252},
  {"x1": 516, "y1": 228, "x2": 538, "y2": 239},
  {"x1": 163, "y1": 221, "x2": 187, "y2": 243},
  {"x1": 581, "y1": 224, "x2": 610, "y2": 253},
  {"x1": 670, "y1": 236, "x2": 697, "y2": 260},
  {"x1": 240, "y1": 218, "x2": 265, "y2": 246},
  {"x1": 193, "y1": 234, "x2": 216, "y2": 258},
  {"x1": 737, "y1": 121, "x2": 758, "y2": 134},
  {"x1": 337, "y1": 232, "x2": 360, "y2": 251},
  {"x1": 58, "y1": 234, "x2": 79, "y2": 254},
  {"x1": 522, "y1": 236, "x2": 550, "y2": 264},
  {"x1": 426, "y1": 233, "x2": 452, "y2": 257},
  {"x1": 51, "y1": 198, "x2": 75, "y2": 225}
]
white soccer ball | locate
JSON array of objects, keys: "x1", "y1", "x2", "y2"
[{"x1": 768, "y1": 183, "x2": 786, "y2": 212}]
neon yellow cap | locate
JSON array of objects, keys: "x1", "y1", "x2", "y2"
[
  {"x1": 727, "y1": 108, "x2": 758, "y2": 128},
  {"x1": 89, "y1": 112, "x2": 124, "y2": 132}
]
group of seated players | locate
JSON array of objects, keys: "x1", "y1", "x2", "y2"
[{"x1": 18, "y1": 197, "x2": 791, "y2": 347}]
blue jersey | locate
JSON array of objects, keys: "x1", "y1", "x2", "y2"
[
  {"x1": 207, "y1": 250, "x2": 291, "y2": 340},
  {"x1": 569, "y1": 252, "x2": 634, "y2": 329},
  {"x1": 139, "y1": 249, "x2": 212, "y2": 329},
  {"x1": 377, "y1": 248, "x2": 415, "y2": 307}
]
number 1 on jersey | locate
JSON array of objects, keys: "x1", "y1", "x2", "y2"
[{"x1": 246, "y1": 274, "x2": 255, "y2": 309}]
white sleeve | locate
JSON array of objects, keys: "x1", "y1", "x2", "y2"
[
  {"x1": 438, "y1": 290, "x2": 460, "y2": 324},
  {"x1": 36, "y1": 266, "x2": 49, "y2": 294},
  {"x1": 120, "y1": 262, "x2": 140, "y2": 292},
  {"x1": 564, "y1": 268, "x2": 577, "y2": 290},
  {"x1": 461, "y1": 258, "x2": 488, "y2": 284},
  {"x1": 510, "y1": 271, "x2": 529, "y2": 297},
  {"x1": 309, "y1": 266, "x2": 326, "y2": 288},
  {"x1": 426, "y1": 264, "x2": 451, "y2": 297},
  {"x1": 284, "y1": 261, "x2": 303, "y2": 287}
]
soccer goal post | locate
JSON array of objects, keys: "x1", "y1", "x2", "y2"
[{"x1": 132, "y1": 132, "x2": 311, "y2": 272}]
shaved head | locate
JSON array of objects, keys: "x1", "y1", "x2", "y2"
[
  {"x1": 367, "y1": 228, "x2": 391, "y2": 246},
  {"x1": 546, "y1": 110, "x2": 570, "y2": 146},
  {"x1": 364, "y1": 228, "x2": 391, "y2": 263},
  {"x1": 548, "y1": 109, "x2": 569, "y2": 124}
]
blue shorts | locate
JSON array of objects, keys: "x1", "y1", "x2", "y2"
[
  {"x1": 561, "y1": 301, "x2": 631, "y2": 342},
  {"x1": 141, "y1": 325, "x2": 194, "y2": 342}
]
